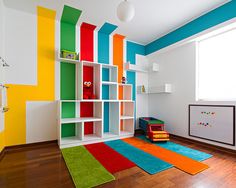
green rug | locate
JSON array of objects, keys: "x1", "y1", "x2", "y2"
[{"x1": 61, "y1": 146, "x2": 115, "y2": 188}]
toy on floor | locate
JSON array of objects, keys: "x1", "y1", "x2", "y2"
[
  {"x1": 83, "y1": 81, "x2": 96, "y2": 99},
  {"x1": 139, "y1": 117, "x2": 170, "y2": 142}
]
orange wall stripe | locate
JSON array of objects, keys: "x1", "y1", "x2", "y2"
[
  {"x1": 123, "y1": 137, "x2": 209, "y2": 175},
  {"x1": 113, "y1": 34, "x2": 125, "y2": 85},
  {"x1": 5, "y1": 7, "x2": 56, "y2": 146},
  {"x1": 113, "y1": 34, "x2": 125, "y2": 130}
]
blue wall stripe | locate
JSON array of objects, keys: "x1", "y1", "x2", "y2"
[
  {"x1": 127, "y1": 41, "x2": 146, "y2": 65},
  {"x1": 99, "y1": 22, "x2": 117, "y2": 34},
  {"x1": 102, "y1": 85, "x2": 109, "y2": 100},
  {"x1": 127, "y1": 71, "x2": 135, "y2": 101},
  {"x1": 126, "y1": 41, "x2": 145, "y2": 129},
  {"x1": 98, "y1": 33, "x2": 110, "y2": 64},
  {"x1": 98, "y1": 22, "x2": 118, "y2": 64},
  {"x1": 126, "y1": 41, "x2": 145, "y2": 101},
  {"x1": 145, "y1": 1, "x2": 236, "y2": 55},
  {"x1": 102, "y1": 68, "x2": 110, "y2": 81},
  {"x1": 104, "y1": 102, "x2": 110, "y2": 132},
  {"x1": 98, "y1": 23, "x2": 117, "y2": 134}
]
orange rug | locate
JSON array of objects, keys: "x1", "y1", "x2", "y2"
[{"x1": 123, "y1": 137, "x2": 209, "y2": 175}]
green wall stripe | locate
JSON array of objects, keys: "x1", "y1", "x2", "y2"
[
  {"x1": 61, "y1": 22, "x2": 76, "y2": 51},
  {"x1": 61, "y1": 5, "x2": 82, "y2": 25},
  {"x1": 61, "y1": 102, "x2": 76, "y2": 118},
  {"x1": 60, "y1": 63, "x2": 76, "y2": 100},
  {"x1": 60, "y1": 5, "x2": 82, "y2": 137},
  {"x1": 61, "y1": 123, "x2": 76, "y2": 137}
]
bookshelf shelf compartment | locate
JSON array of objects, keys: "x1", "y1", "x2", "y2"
[{"x1": 119, "y1": 84, "x2": 132, "y2": 101}]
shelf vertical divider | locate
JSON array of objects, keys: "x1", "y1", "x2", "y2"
[{"x1": 76, "y1": 62, "x2": 83, "y2": 100}]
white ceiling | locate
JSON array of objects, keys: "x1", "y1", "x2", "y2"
[{"x1": 3, "y1": 0, "x2": 229, "y2": 45}]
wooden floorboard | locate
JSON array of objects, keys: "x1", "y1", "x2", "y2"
[{"x1": 0, "y1": 137, "x2": 235, "y2": 188}]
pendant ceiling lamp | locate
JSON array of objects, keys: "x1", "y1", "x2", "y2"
[{"x1": 117, "y1": 0, "x2": 135, "y2": 22}]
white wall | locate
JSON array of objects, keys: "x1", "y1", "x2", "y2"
[
  {"x1": 26, "y1": 101, "x2": 57, "y2": 143},
  {"x1": 0, "y1": 0, "x2": 5, "y2": 133},
  {"x1": 5, "y1": 7, "x2": 37, "y2": 85},
  {"x1": 0, "y1": 0, "x2": 4, "y2": 56},
  {"x1": 136, "y1": 54, "x2": 149, "y2": 128},
  {"x1": 147, "y1": 42, "x2": 236, "y2": 151}
]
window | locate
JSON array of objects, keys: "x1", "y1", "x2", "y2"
[{"x1": 197, "y1": 28, "x2": 236, "y2": 101}]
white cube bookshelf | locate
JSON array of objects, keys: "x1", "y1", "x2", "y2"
[{"x1": 58, "y1": 58, "x2": 134, "y2": 148}]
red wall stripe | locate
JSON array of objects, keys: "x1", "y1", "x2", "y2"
[
  {"x1": 81, "y1": 66, "x2": 94, "y2": 134},
  {"x1": 80, "y1": 22, "x2": 96, "y2": 135},
  {"x1": 80, "y1": 22, "x2": 96, "y2": 61}
]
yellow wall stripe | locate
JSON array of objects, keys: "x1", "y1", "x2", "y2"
[
  {"x1": 5, "y1": 7, "x2": 56, "y2": 146},
  {"x1": 0, "y1": 131, "x2": 4, "y2": 152}
]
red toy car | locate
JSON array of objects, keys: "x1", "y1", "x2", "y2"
[
  {"x1": 139, "y1": 117, "x2": 170, "y2": 142},
  {"x1": 147, "y1": 124, "x2": 169, "y2": 142}
]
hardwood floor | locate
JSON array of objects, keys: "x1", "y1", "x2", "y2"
[{"x1": 0, "y1": 137, "x2": 235, "y2": 188}]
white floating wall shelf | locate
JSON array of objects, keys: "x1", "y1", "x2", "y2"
[
  {"x1": 137, "y1": 84, "x2": 172, "y2": 94},
  {"x1": 124, "y1": 62, "x2": 159, "y2": 73},
  {"x1": 151, "y1": 63, "x2": 159, "y2": 72},
  {"x1": 149, "y1": 84, "x2": 172, "y2": 93}
]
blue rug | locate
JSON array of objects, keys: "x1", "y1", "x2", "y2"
[
  {"x1": 105, "y1": 140, "x2": 173, "y2": 174},
  {"x1": 138, "y1": 135, "x2": 212, "y2": 161}
]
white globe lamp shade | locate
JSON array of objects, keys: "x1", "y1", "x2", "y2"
[{"x1": 117, "y1": 0, "x2": 135, "y2": 22}]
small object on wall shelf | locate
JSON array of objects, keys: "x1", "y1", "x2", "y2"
[
  {"x1": 124, "y1": 62, "x2": 159, "y2": 73},
  {"x1": 121, "y1": 76, "x2": 126, "y2": 84},
  {"x1": 61, "y1": 50, "x2": 77, "y2": 60},
  {"x1": 137, "y1": 85, "x2": 148, "y2": 94},
  {"x1": 141, "y1": 85, "x2": 146, "y2": 93},
  {"x1": 58, "y1": 51, "x2": 81, "y2": 64},
  {"x1": 137, "y1": 84, "x2": 172, "y2": 94}
]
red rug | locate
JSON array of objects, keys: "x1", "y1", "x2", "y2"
[{"x1": 85, "y1": 142, "x2": 135, "y2": 173}]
